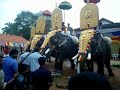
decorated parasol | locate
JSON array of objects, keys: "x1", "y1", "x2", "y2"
[
  {"x1": 43, "y1": 10, "x2": 51, "y2": 16},
  {"x1": 84, "y1": 0, "x2": 100, "y2": 4},
  {"x1": 58, "y1": 1, "x2": 72, "y2": 23}
]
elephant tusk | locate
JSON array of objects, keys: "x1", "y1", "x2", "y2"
[
  {"x1": 45, "y1": 48, "x2": 50, "y2": 55},
  {"x1": 87, "y1": 53, "x2": 91, "y2": 60},
  {"x1": 72, "y1": 54, "x2": 79, "y2": 60}
]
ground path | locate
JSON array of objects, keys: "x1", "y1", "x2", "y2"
[{"x1": 45, "y1": 58, "x2": 120, "y2": 90}]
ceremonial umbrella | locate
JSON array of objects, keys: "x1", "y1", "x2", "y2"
[
  {"x1": 43, "y1": 10, "x2": 51, "y2": 16},
  {"x1": 58, "y1": 1, "x2": 72, "y2": 23},
  {"x1": 84, "y1": 0, "x2": 100, "y2": 4}
]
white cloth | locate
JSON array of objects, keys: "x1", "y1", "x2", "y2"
[
  {"x1": 61, "y1": 31, "x2": 78, "y2": 44},
  {"x1": 18, "y1": 52, "x2": 30, "y2": 64},
  {"x1": 0, "y1": 69, "x2": 6, "y2": 89},
  {"x1": 70, "y1": 36, "x2": 79, "y2": 44},
  {"x1": 103, "y1": 36, "x2": 112, "y2": 44},
  {"x1": 27, "y1": 52, "x2": 42, "y2": 72},
  {"x1": 3, "y1": 54, "x2": 9, "y2": 58},
  {"x1": 61, "y1": 31, "x2": 70, "y2": 35}
]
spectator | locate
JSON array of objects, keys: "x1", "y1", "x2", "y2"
[
  {"x1": 3, "y1": 46, "x2": 10, "y2": 57},
  {"x1": 68, "y1": 72, "x2": 112, "y2": 90},
  {"x1": 0, "y1": 52, "x2": 6, "y2": 90},
  {"x1": 15, "y1": 64, "x2": 29, "y2": 90},
  {"x1": 18, "y1": 48, "x2": 31, "y2": 88},
  {"x1": 3, "y1": 49, "x2": 19, "y2": 90},
  {"x1": 25, "y1": 47, "x2": 42, "y2": 79},
  {"x1": 31, "y1": 56, "x2": 53, "y2": 90},
  {"x1": 67, "y1": 23, "x2": 74, "y2": 35},
  {"x1": 18, "y1": 48, "x2": 31, "y2": 63}
]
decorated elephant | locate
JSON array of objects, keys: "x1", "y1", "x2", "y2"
[
  {"x1": 23, "y1": 15, "x2": 46, "y2": 52},
  {"x1": 52, "y1": 31, "x2": 78, "y2": 71},
  {"x1": 73, "y1": 1, "x2": 114, "y2": 77},
  {"x1": 93, "y1": 33, "x2": 114, "y2": 76},
  {"x1": 41, "y1": 30, "x2": 79, "y2": 73},
  {"x1": 77, "y1": 30, "x2": 114, "y2": 77}
]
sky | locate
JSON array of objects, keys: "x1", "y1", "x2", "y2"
[{"x1": 0, "y1": 0, "x2": 120, "y2": 33}]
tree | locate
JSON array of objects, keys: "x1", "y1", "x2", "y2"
[
  {"x1": 14, "y1": 11, "x2": 39, "y2": 40},
  {"x1": 2, "y1": 22, "x2": 14, "y2": 34},
  {"x1": 2, "y1": 11, "x2": 52, "y2": 40},
  {"x1": 2, "y1": 11, "x2": 39, "y2": 40}
]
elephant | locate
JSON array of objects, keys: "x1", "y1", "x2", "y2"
[
  {"x1": 42, "y1": 31, "x2": 79, "y2": 73},
  {"x1": 24, "y1": 35, "x2": 45, "y2": 53},
  {"x1": 40, "y1": 43, "x2": 57, "y2": 63},
  {"x1": 78, "y1": 32, "x2": 114, "y2": 77}
]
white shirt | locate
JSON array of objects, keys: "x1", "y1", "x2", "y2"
[
  {"x1": 18, "y1": 52, "x2": 30, "y2": 64},
  {"x1": 0, "y1": 69, "x2": 6, "y2": 89},
  {"x1": 61, "y1": 31, "x2": 70, "y2": 35},
  {"x1": 27, "y1": 52, "x2": 41, "y2": 72}
]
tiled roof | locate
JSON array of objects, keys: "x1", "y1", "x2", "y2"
[
  {"x1": 100, "y1": 18, "x2": 114, "y2": 24},
  {"x1": 101, "y1": 23, "x2": 120, "y2": 29},
  {"x1": 0, "y1": 34, "x2": 28, "y2": 43},
  {"x1": 74, "y1": 23, "x2": 120, "y2": 31},
  {"x1": 111, "y1": 36, "x2": 120, "y2": 41}
]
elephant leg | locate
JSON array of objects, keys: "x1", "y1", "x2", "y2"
[
  {"x1": 48, "y1": 57, "x2": 51, "y2": 63},
  {"x1": 86, "y1": 60, "x2": 93, "y2": 72},
  {"x1": 104, "y1": 57, "x2": 114, "y2": 77},
  {"x1": 58, "y1": 54, "x2": 64, "y2": 72},
  {"x1": 46, "y1": 57, "x2": 51, "y2": 63},
  {"x1": 70, "y1": 58, "x2": 75, "y2": 70},
  {"x1": 80, "y1": 59, "x2": 87, "y2": 72},
  {"x1": 96, "y1": 57, "x2": 104, "y2": 76},
  {"x1": 54, "y1": 55, "x2": 59, "y2": 71},
  {"x1": 53, "y1": 51, "x2": 60, "y2": 72}
]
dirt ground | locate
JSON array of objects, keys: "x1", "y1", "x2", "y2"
[{"x1": 45, "y1": 58, "x2": 120, "y2": 90}]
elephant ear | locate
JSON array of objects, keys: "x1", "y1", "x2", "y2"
[{"x1": 54, "y1": 32, "x2": 67, "y2": 47}]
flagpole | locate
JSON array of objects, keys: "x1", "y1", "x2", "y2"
[
  {"x1": 64, "y1": 10, "x2": 65, "y2": 23},
  {"x1": 56, "y1": 1, "x2": 57, "y2": 7},
  {"x1": 87, "y1": 0, "x2": 90, "y2": 3},
  {"x1": 55, "y1": 0, "x2": 57, "y2": 7}
]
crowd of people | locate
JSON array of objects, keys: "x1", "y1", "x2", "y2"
[
  {"x1": 0, "y1": 46, "x2": 53, "y2": 90},
  {"x1": 0, "y1": 46, "x2": 113, "y2": 90}
]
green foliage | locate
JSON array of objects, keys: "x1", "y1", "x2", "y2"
[
  {"x1": 2, "y1": 22, "x2": 14, "y2": 34},
  {"x1": 2, "y1": 11, "x2": 38, "y2": 40},
  {"x1": 2, "y1": 11, "x2": 52, "y2": 40},
  {"x1": 112, "y1": 65, "x2": 120, "y2": 68}
]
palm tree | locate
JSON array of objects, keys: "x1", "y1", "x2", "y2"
[{"x1": 2, "y1": 22, "x2": 13, "y2": 34}]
